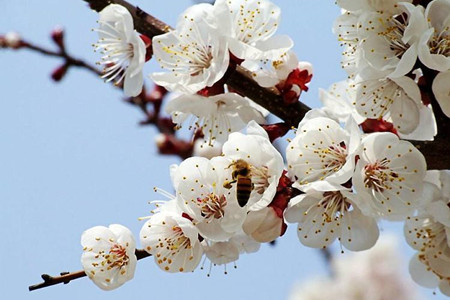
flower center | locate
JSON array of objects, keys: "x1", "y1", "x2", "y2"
[
  {"x1": 251, "y1": 165, "x2": 270, "y2": 194},
  {"x1": 94, "y1": 21, "x2": 135, "y2": 85},
  {"x1": 378, "y1": 13, "x2": 409, "y2": 57},
  {"x1": 429, "y1": 29, "x2": 450, "y2": 56},
  {"x1": 104, "y1": 243, "x2": 129, "y2": 270},
  {"x1": 168, "y1": 226, "x2": 192, "y2": 251},
  {"x1": 318, "y1": 142, "x2": 348, "y2": 180},
  {"x1": 363, "y1": 158, "x2": 400, "y2": 192},
  {"x1": 198, "y1": 193, "x2": 227, "y2": 220},
  {"x1": 319, "y1": 191, "x2": 351, "y2": 223}
]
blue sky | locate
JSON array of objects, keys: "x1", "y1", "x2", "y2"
[{"x1": 0, "y1": 1, "x2": 443, "y2": 299}]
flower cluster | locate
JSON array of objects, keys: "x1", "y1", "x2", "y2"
[
  {"x1": 334, "y1": 0, "x2": 449, "y2": 135},
  {"x1": 74, "y1": 0, "x2": 450, "y2": 296},
  {"x1": 285, "y1": 114, "x2": 426, "y2": 251}
]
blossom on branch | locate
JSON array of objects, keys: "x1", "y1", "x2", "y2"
[
  {"x1": 94, "y1": 4, "x2": 146, "y2": 96},
  {"x1": 81, "y1": 224, "x2": 137, "y2": 290},
  {"x1": 151, "y1": 4, "x2": 229, "y2": 94},
  {"x1": 166, "y1": 92, "x2": 265, "y2": 145}
]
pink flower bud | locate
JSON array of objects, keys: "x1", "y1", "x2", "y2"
[
  {"x1": 140, "y1": 34, "x2": 152, "y2": 62},
  {"x1": 51, "y1": 27, "x2": 65, "y2": 49},
  {"x1": 3, "y1": 32, "x2": 22, "y2": 49},
  {"x1": 51, "y1": 64, "x2": 69, "y2": 82},
  {"x1": 361, "y1": 118, "x2": 398, "y2": 136},
  {"x1": 261, "y1": 123, "x2": 290, "y2": 142}
]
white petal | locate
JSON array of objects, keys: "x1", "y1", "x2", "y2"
[
  {"x1": 409, "y1": 253, "x2": 440, "y2": 288},
  {"x1": 432, "y1": 70, "x2": 450, "y2": 117}
]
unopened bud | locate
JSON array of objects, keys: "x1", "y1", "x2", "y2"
[
  {"x1": 261, "y1": 123, "x2": 290, "y2": 142},
  {"x1": 2, "y1": 32, "x2": 22, "y2": 49},
  {"x1": 51, "y1": 27, "x2": 65, "y2": 49},
  {"x1": 51, "y1": 64, "x2": 69, "y2": 82},
  {"x1": 140, "y1": 34, "x2": 152, "y2": 62},
  {"x1": 360, "y1": 118, "x2": 398, "y2": 135},
  {"x1": 155, "y1": 133, "x2": 193, "y2": 159}
]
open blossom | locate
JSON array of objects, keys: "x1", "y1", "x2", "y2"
[
  {"x1": 151, "y1": 4, "x2": 229, "y2": 94},
  {"x1": 241, "y1": 51, "x2": 298, "y2": 88},
  {"x1": 94, "y1": 4, "x2": 146, "y2": 96},
  {"x1": 166, "y1": 93, "x2": 265, "y2": 145},
  {"x1": 318, "y1": 80, "x2": 365, "y2": 124},
  {"x1": 359, "y1": 3, "x2": 427, "y2": 78},
  {"x1": 81, "y1": 224, "x2": 137, "y2": 290},
  {"x1": 140, "y1": 210, "x2": 203, "y2": 273},
  {"x1": 405, "y1": 170, "x2": 450, "y2": 296},
  {"x1": 352, "y1": 132, "x2": 426, "y2": 219},
  {"x1": 355, "y1": 76, "x2": 422, "y2": 134},
  {"x1": 213, "y1": 0, "x2": 293, "y2": 60},
  {"x1": 286, "y1": 116, "x2": 361, "y2": 188},
  {"x1": 418, "y1": 0, "x2": 450, "y2": 72},
  {"x1": 172, "y1": 156, "x2": 247, "y2": 241},
  {"x1": 222, "y1": 121, "x2": 284, "y2": 211},
  {"x1": 285, "y1": 184, "x2": 379, "y2": 251}
]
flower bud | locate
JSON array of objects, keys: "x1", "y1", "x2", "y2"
[
  {"x1": 2, "y1": 32, "x2": 22, "y2": 49},
  {"x1": 51, "y1": 63, "x2": 69, "y2": 82},
  {"x1": 51, "y1": 27, "x2": 65, "y2": 49},
  {"x1": 242, "y1": 207, "x2": 284, "y2": 243}
]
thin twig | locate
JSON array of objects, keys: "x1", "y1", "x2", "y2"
[
  {"x1": 22, "y1": 41, "x2": 102, "y2": 76},
  {"x1": 28, "y1": 249, "x2": 151, "y2": 291}
]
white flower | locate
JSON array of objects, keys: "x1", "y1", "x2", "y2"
[
  {"x1": 359, "y1": 3, "x2": 427, "y2": 78},
  {"x1": 201, "y1": 232, "x2": 259, "y2": 274},
  {"x1": 4, "y1": 32, "x2": 21, "y2": 48},
  {"x1": 318, "y1": 80, "x2": 365, "y2": 124},
  {"x1": 418, "y1": 0, "x2": 450, "y2": 72},
  {"x1": 213, "y1": 0, "x2": 293, "y2": 60},
  {"x1": 432, "y1": 70, "x2": 450, "y2": 117},
  {"x1": 286, "y1": 117, "x2": 361, "y2": 188},
  {"x1": 221, "y1": 121, "x2": 284, "y2": 211},
  {"x1": 166, "y1": 93, "x2": 265, "y2": 145},
  {"x1": 172, "y1": 156, "x2": 247, "y2": 241},
  {"x1": 203, "y1": 240, "x2": 240, "y2": 266},
  {"x1": 241, "y1": 51, "x2": 298, "y2": 87},
  {"x1": 285, "y1": 185, "x2": 379, "y2": 251},
  {"x1": 352, "y1": 132, "x2": 426, "y2": 219},
  {"x1": 81, "y1": 224, "x2": 136, "y2": 290},
  {"x1": 151, "y1": 4, "x2": 229, "y2": 94},
  {"x1": 405, "y1": 170, "x2": 450, "y2": 296},
  {"x1": 140, "y1": 211, "x2": 203, "y2": 273},
  {"x1": 94, "y1": 4, "x2": 146, "y2": 97},
  {"x1": 242, "y1": 206, "x2": 284, "y2": 243},
  {"x1": 355, "y1": 76, "x2": 422, "y2": 134}
]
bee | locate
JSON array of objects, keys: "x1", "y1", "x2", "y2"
[{"x1": 223, "y1": 159, "x2": 253, "y2": 207}]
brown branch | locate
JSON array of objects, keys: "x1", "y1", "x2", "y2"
[{"x1": 28, "y1": 249, "x2": 151, "y2": 291}]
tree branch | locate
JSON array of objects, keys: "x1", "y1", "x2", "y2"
[{"x1": 28, "y1": 249, "x2": 151, "y2": 291}]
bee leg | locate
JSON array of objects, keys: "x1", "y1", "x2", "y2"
[{"x1": 223, "y1": 180, "x2": 236, "y2": 189}]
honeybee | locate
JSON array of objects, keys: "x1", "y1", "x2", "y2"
[{"x1": 223, "y1": 159, "x2": 253, "y2": 207}]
